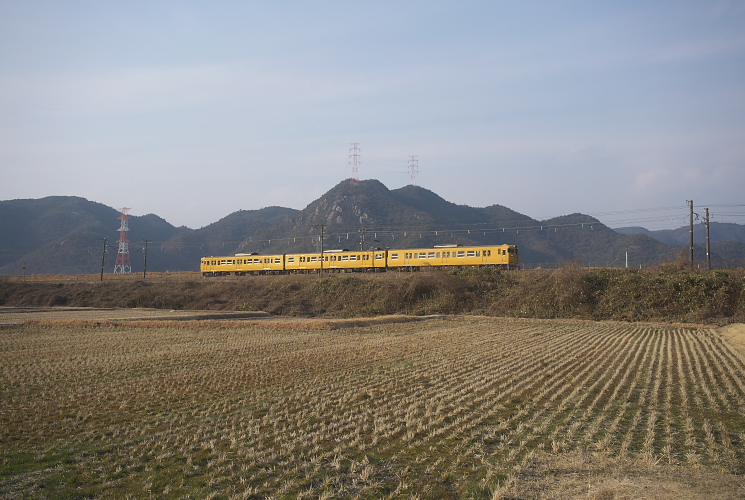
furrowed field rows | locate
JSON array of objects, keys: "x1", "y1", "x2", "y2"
[{"x1": 1, "y1": 317, "x2": 745, "y2": 499}]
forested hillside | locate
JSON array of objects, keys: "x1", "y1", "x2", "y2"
[{"x1": 2, "y1": 181, "x2": 744, "y2": 275}]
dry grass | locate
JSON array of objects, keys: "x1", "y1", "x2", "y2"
[
  {"x1": 719, "y1": 323, "x2": 745, "y2": 362},
  {"x1": 3, "y1": 266, "x2": 745, "y2": 323},
  {"x1": 1, "y1": 313, "x2": 745, "y2": 498}
]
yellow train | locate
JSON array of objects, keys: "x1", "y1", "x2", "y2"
[{"x1": 201, "y1": 244, "x2": 518, "y2": 276}]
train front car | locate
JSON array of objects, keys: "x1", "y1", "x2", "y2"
[
  {"x1": 483, "y1": 244, "x2": 518, "y2": 269},
  {"x1": 386, "y1": 244, "x2": 518, "y2": 270}
]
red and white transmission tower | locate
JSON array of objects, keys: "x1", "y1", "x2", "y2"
[
  {"x1": 349, "y1": 143, "x2": 360, "y2": 184},
  {"x1": 113, "y1": 207, "x2": 132, "y2": 274},
  {"x1": 408, "y1": 155, "x2": 419, "y2": 185}
]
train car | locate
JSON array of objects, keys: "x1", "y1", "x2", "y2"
[
  {"x1": 325, "y1": 249, "x2": 387, "y2": 271},
  {"x1": 386, "y1": 244, "x2": 518, "y2": 270},
  {"x1": 201, "y1": 244, "x2": 518, "y2": 276},
  {"x1": 284, "y1": 249, "x2": 388, "y2": 273},
  {"x1": 201, "y1": 253, "x2": 284, "y2": 276},
  {"x1": 283, "y1": 252, "x2": 325, "y2": 273}
]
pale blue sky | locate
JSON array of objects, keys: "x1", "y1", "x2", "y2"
[{"x1": 1, "y1": 1, "x2": 743, "y2": 229}]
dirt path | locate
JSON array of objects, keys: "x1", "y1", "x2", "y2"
[{"x1": 0, "y1": 306, "x2": 270, "y2": 325}]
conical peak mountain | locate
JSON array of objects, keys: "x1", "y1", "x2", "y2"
[{"x1": 295, "y1": 179, "x2": 431, "y2": 231}]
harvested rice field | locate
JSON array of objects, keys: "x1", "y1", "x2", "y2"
[{"x1": 1, "y1": 309, "x2": 745, "y2": 499}]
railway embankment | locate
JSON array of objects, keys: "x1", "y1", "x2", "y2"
[{"x1": 1, "y1": 265, "x2": 744, "y2": 324}]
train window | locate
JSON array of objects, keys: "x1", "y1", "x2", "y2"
[
  {"x1": 467, "y1": 251, "x2": 475, "y2": 257},
  {"x1": 390, "y1": 253, "x2": 399, "y2": 260},
  {"x1": 487, "y1": 250, "x2": 491, "y2": 256},
  {"x1": 503, "y1": 249, "x2": 507, "y2": 255},
  {"x1": 287, "y1": 257, "x2": 295, "y2": 263},
  {"x1": 376, "y1": 253, "x2": 383, "y2": 260},
  {"x1": 428, "y1": 252, "x2": 436, "y2": 258},
  {"x1": 350, "y1": 255, "x2": 356, "y2": 261},
  {"x1": 457, "y1": 251, "x2": 465, "y2": 258},
  {"x1": 418, "y1": 252, "x2": 426, "y2": 259},
  {"x1": 476, "y1": 251, "x2": 480, "y2": 257}
]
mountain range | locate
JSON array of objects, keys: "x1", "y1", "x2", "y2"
[{"x1": 1, "y1": 180, "x2": 743, "y2": 274}]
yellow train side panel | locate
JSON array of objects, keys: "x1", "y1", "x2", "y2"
[
  {"x1": 201, "y1": 254, "x2": 283, "y2": 275},
  {"x1": 284, "y1": 253, "x2": 323, "y2": 272},
  {"x1": 386, "y1": 245, "x2": 517, "y2": 268},
  {"x1": 325, "y1": 251, "x2": 384, "y2": 270}
]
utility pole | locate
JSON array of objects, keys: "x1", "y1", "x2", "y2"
[
  {"x1": 705, "y1": 208, "x2": 711, "y2": 270},
  {"x1": 688, "y1": 200, "x2": 694, "y2": 270},
  {"x1": 99, "y1": 238, "x2": 107, "y2": 282},
  {"x1": 312, "y1": 224, "x2": 325, "y2": 273},
  {"x1": 143, "y1": 240, "x2": 150, "y2": 278},
  {"x1": 360, "y1": 227, "x2": 366, "y2": 251}
]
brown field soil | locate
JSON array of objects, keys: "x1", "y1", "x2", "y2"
[{"x1": 1, "y1": 313, "x2": 745, "y2": 499}]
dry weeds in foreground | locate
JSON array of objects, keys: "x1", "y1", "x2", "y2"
[{"x1": 1, "y1": 315, "x2": 745, "y2": 498}]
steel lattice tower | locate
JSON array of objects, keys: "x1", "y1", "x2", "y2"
[
  {"x1": 408, "y1": 155, "x2": 419, "y2": 185},
  {"x1": 349, "y1": 143, "x2": 360, "y2": 184},
  {"x1": 113, "y1": 207, "x2": 132, "y2": 273}
]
